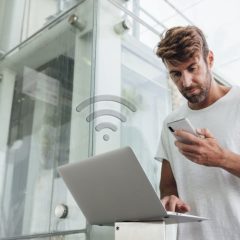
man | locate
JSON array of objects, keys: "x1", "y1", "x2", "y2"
[{"x1": 155, "y1": 26, "x2": 240, "y2": 240}]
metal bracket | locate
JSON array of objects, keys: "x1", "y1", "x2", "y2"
[
  {"x1": 114, "y1": 19, "x2": 131, "y2": 35},
  {"x1": 54, "y1": 204, "x2": 68, "y2": 219},
  {"x1": 68, "y1": 14, "x2": 86, "y2": 31}
]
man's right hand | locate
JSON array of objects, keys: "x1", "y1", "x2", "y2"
[{"x1": 161, "y1": 195, "x2": 191, "y2": 213}]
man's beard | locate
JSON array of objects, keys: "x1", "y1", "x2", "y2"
[{"x1": 181, "y1": 71, "x2": 212, "y2": 104}]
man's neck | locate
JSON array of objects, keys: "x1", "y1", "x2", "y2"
[{"x1": 188, "y1": 81, "x2": 231, "y2": 110}]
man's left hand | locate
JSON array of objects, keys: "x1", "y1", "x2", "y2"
[{"x1": 174, "y1": 128, "x2": 226, "y2": 167}]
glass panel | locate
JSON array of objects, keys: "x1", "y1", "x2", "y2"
[
  {"x1": 94, "y1": 0, "x2": 171, "y2": 191},
  {"x1": 120, "y1": 35, "x2": 171, "y2": 191},
  {"x1": 50, "y1": 0, "x2": 95, "y2": 232},
  {"x1": 0, "y1": 0, "x2": 94, "y2": 238},
  {"x1": 21, "y1": 0, "x2": 84, "y2": 40},
  {"x1": 0, "y1": 0, "x2": 84, "y2": 53},
  {"x1": 0, "y1": 0, "x2": 25, "y2": 53},
  {"x1": 89, "y1": 3, "x2": 172, "y2": 239}
]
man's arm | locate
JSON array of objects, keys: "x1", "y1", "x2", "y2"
[
  {"x1": 160, "y1": 159, "x2": 178, "y2": 197},
  {"x1": 160, "y1": 159, "x2": 191, "y2": 213},
  {"x1": 221, "y1": 150, "x2": 240, "y2": 178}
]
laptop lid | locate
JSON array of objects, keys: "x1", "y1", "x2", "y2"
[{"x1": 58, "y1": 146, "x2": 206, "y2": 225}]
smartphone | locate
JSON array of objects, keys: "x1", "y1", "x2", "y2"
[{"x1": 167, "y1": 118, "x2": 198, "y2": 143}]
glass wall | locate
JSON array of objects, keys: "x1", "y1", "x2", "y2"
[
  {"x1": 0, "y1": 0, "x2": 172, "y2": 239},
  {"x1": 0, "y1": 0, "x2": 94, "y2": 238},
  {"x1": 93, "y1": 0, "x2": 171, "y2": 190},
  {"x1": 90, "y1": 1, "x2": 172, "y2": 238}
]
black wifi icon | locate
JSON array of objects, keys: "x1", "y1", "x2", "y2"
[{"x1": 76, "y1": 95, "x2": 137, "y2": 141}]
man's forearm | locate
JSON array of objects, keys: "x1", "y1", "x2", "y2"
[
  {"x1": 220, "y1": 150, "x2": 240, "y2": 178},
  {"x1": 160, "y1": 185, "x2": 179, "y2": 199}
]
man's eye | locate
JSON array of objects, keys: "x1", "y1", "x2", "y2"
[
  {"x1": 188, "y1": 66, "x2": 197, "y2": 73},
  {"x1": 170, "y1": 72, "x2": 181, "y2": 80}
]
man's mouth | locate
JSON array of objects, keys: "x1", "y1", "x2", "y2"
[{"x1": 185, "y1": 88, "x2": 200, "y2": 96}]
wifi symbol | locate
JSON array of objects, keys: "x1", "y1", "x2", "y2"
[{"x1": 76, "y1": 95, "x2": 137, "y2": 141}]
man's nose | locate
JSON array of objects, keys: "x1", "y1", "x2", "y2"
[{"x1": 181, "y1": 71, "x2": 192, "y2": 87}]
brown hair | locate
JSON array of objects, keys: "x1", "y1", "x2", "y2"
[{"x1": 156, "y1": 26, "x2": 209, "y2": 65}]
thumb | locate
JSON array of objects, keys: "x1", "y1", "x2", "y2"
[{"x1": 196, "y1": 128, "x2": 214, "y2": 138}]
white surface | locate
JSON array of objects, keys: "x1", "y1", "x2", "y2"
[{"x1": 115, "y1": 222, "x2": 165, "y2": 240}]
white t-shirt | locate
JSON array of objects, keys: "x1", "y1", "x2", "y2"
[{"x1": 156, "y1": 86, "x2": 240, "y2": 240}]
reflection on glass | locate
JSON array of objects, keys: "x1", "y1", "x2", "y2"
[
  {"x1": 120, "y1": 35, "x2": 171, "y2": 191},
  {"x1": 1, "y1": 50, "x2": 74, "y2": 238}
]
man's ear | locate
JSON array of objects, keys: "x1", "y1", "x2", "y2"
[{"x1": 207, "y1": 50, "x2": 214, "y2": 68}]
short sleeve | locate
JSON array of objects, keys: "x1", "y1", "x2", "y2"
[{"x1": 154, "y1": 122, "x2": 170, "y2": 162}]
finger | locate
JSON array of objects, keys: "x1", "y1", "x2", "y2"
[
  {"x1": 183, "y1": 152, "x2": 211, "y2": 166},
  {"x1": 175, "y1": 141, "x2": 200, "y2": 154},
  {"x1": 180, "y1": 151, "x2": 199, "y2": 161},
  {"x1": 180, "y1": 150, "x2": 197, "y2": 158},
  {"x1": 168, "y1": 196, "x2": 179, "y2": 212},
  {"x1": 196, "y1": 128, "x2": 214, "y2": 138},
  {"x1": 161, "y1": 196, "x2": 169, "y2": 207},
  {"x1": 175, "y1": 130, "x2": 200, "y2": 144},
  {"x1": 176, "y1": 203, "x2": 191, "y2": 213}
]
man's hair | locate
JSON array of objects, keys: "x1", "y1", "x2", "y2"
[{"x1": 156, "y1": 26, "x2": 209, "y2": 65}]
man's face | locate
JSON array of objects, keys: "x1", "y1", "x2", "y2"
[{"x1": 165, "y1": 52, "x2": 213, "y2": 104}]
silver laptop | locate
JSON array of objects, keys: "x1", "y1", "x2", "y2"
[{"x1": 58, "y1": 146, "x2": 207, "y2": 225}]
